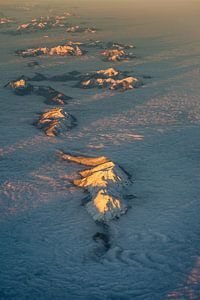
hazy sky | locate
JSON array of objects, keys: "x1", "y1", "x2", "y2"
[
  {"x1": 0, "y1": 0, "x2": 199, "y2": 38},
  {"x1": 1, "y1": 0, "x2": 199, "y2": 16},
  {"x1": 1, "y1": 0, "x2": 199, "y2": 18}
]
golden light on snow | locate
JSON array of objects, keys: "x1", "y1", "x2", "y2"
[
  {"x1": 101, "y1": 49, "x2": 125, "y2": 61},
  {"x1": 95, "y1": 77, "x2": 138, "y2": 90},
  {"x1": 81, "y1": 67, "x2": 139, "y2": 91},
  {"x1": 74, "y1": 162, "x2": 118, "y2": 188},
  {"x1": 60, "y1": 153, "x2": 109, "y2": 166},
  {"x1": 82, "y1": 79, "x2": 92, "y2": 86},
  {"x1": 96, "y1": 68, "x2": 119, "y2": 77},
  {"x1": 37, "y1": 108, "x2": 65, "y2": 137},
  {"x1": 36, "y1": 107, "x2": 75, "y2": 137},
  {"x1": 49, "y1": 45, "x2": 83, "y2": 56},
  {"x1": 18, "y1": 44, "x2": 83, "y2": 57},
  {"x1": 61, "y1": 153, "x2": 130, "y2": 222},
  {"x1": 93, "y1": 190, "x2": 121, "y2": 213},
  {"x1": 41, "y1": 108, "x2": 65, "y2": 119},
  {"x1": 11, "y1": 79, "x2": 26, "y2": 88}
]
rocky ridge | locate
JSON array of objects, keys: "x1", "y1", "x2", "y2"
[
  {"x1": 36, "y1": 108, "x2": 76, "y2": 136},
  {"x1": 60, "y1": 153, "x2": 132, "y2": 222},
  {"x1": 6, "y1": 77, "x2": 72, "y2": 105},
  {"x1": 16, "y1": 13, "x2": 73, "y2": 32},
  {"x1": 16, "y1": 44, "x2": 84, "y2": 57}
]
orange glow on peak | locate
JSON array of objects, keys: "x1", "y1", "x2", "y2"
[{"x1": 93, "y1": 189, "x2": 121, "y2": 213}]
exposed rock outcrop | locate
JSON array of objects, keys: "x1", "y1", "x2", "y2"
[
  {"x1": 14, "y1": 39, "x2": 135, "y2": 59},
  {"x1": 66, "y1": 25, "x2": 96, "y2": 33},
  {"x1": 96, "y1": 68, "x2": 120, "y2": 77},
  {"x1": 16, "y1": 13, "x2": 73, "y2": 32},
  {"x1": 106, "y1": 42, "x2": 135, "y2": 50},
  {"x1": 36, "y1": 108, "x2": 76, "y2": 137},
  {"x1": 60, "y1": 153, "x2": 131, "y2": 222},
  {"x1": 28, "y1": 71, "x2": 80, "y2": 82},
  {"x1": 79, "y1": 40, "x2": 135, "y2": 50},
  {"x1": 50, "y1": 45, "x2": 83, "y2": 56},
  {"x1": 80, "y1": 76, "x2": 139, "y2": 91},
  {"x1": 26, "y1": 67, "x2": 141, "y2": 92},
  {"x1": 93, "y1": 232, "x2": 110, "y2": 250},
  {"x1": 16, "y1": 47, "x2": 49, "y2": 57},
  {"x1": 100, "y1": 42, "x2": 135, "y2": 61},
  {"x1": 16, "y1": 44, "x2": 84, "y2": 57},
  {"x1": 27, "y1": 73, "x2": 47, "y2": 81},
  {"x1": 5, "y1": 78, "x2": 33, "y2": 95},
  {"x1": 101, "y1": 49, "x2": 135, "y2": 62},
  {"x1": 5, "y1": 78, "x2": 72, "y2": 105},
  {"x1": 34, "y1": 86, "x2": 72, "y2": 105},
  {"x1": 77, "y1": 68, "x2": 141, "y2": 91},
  {"x1": 49, "y1": 70, "x2": 81, "y2": 82}
]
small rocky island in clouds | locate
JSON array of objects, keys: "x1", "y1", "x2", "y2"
[
  {"x1": 7, "y1": 66, "x2": 145, "y2": 93},
  {"x1": 60, "y1": 153, "x2": 132, "y2": 222},
  {"x1": 15, "y1": 43, "x2": 85, "y2": 57},
  {"x1": 16, "y1": 13, "x2": 74, "y2": 32},
  {"x1": 36, "y1": 108, "x2": 77, "y2": 137},
  {"x1": 6, "y1": 77, "x2": 72, "y2": 105},
  {"x1": 0, "y1": 7, "x2": 98, "y2": 36},
  {"x1": 66, "y1": 25, "x2": 97, "y2": 33},
  {"x1": 76, "y1": 67, "x2": 141, "y2": 91}
]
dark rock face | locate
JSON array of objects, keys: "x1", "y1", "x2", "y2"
[
  {"x1": 27, "y1": 70, "x2": 151, "y2": 86},
  {"x1": 82, "y1": 40, "x2": 104, "y2": 48},
  {"x1": 28, "y1": 71, "x2": 81, "y2": 82},
  {"x1": 36, "y1": 108, "x2": 77, "y2": 137},
  {"x1": 50, "y1": 71, "x2": 82, "y2": 82},
  {"x1": 79, "y1": 77, "x2": 140, "y2": 91},
  {"x1": 5, "y1": 78, "x2": 72, "y2": 105},
  {"x1": 29, "y1": 71, "x2": 81, "y2": 82},
  {"x1": 93, "y1": 232, "x2": 110, "y2": 250},
  {"x1": 27, "y1": 61, "x2": 39, "y2": 68},
  {"x1": 34, "y1": 86, "x2": 72, "y2": 105},
  {"x1": 29, "y1": 73, "x2": 46, "y2": 81},
  {"x1": 79, "y1": 40, "x2": 135, "y2": 50}
]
